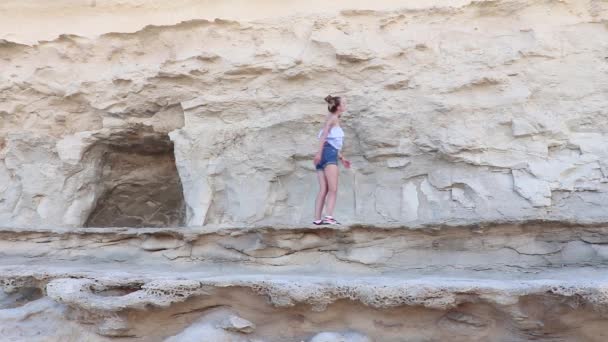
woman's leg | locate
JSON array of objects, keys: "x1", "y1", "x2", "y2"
[
  {"x1": 315, "y1": 170, "x2": 328, "y2": 220},
  {"x1": 323, "y1": 164, "x2": 339, "y2": 217}
]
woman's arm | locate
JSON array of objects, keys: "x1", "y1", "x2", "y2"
[
  {"x1": 317, "y1": 117, "x2": 336, "y2": 152},
  {"x1": 339, "y1": 150, "x2": 351, "y2": 169}
]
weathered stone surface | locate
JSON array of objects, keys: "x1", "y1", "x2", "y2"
[
  {"x1": 0, "y1": 223, "x2": 607, "y2": 340},
  {"x1": 218, "y1": 315, "x2": 256, "y2": 334},
  {"x1": 2, "y1": 0, "x2": 608, "y2": 341},
  {"x1": 1, "y1": 0, "x2": 608, "y2": 228},
  {"x1": 2, "y1": 262, "x2": 608, "y2": 341},
  {"x1": 307, "y1": 331, "x2": 371, "y2": 342},
  {"x1": 3, "y1": 221, "x2": 608, "y2": 275},
  {"x1": 0, "y1": 298, "x2": 109, "y2": 341},
  {"x1": 165, "y1": 309, "x2": 258, "y2": 342}
]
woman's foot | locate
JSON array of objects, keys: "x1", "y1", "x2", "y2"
[
  {"x1": 322, "y1": 215, "x2": 340, "y2": 225},
  {"x1": 313, "y1": 219, "x2": 324, "y2": 225}
]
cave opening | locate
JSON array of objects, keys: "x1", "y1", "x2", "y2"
[{"x1": 85, "y1": 126, "x2": 185, "y2": 228}]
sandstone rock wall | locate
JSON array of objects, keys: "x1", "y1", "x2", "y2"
[
  {"x1": 3, "y1": 2, "x2": 608, "y2": 341},
  {"x1": 2, "y1": 222, "x2": 608, "y2": 341},
  {"x1": 1, "y1": 1, "x2": 608, "y2": 228}
]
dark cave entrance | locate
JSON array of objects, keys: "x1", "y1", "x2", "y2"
[{"x1": 85, "y1": 126, "x2": 185, "y2": 227}]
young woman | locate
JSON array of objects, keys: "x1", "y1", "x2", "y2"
[{"x1": 313, "y1": 95, "x2": 351, "y2": 225}]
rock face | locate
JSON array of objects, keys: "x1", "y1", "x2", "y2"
[
  {"x1": 2, "y1": 0, "x2": 608, "y2": 228},
  {"x1": 1, "y1": 0, "x2": 608, "y2": 341},
  {"x1": 2, "y1": 222, "x2": 608, "y2": 341}
]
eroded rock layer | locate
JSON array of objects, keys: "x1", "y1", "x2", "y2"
[
  {"x1": 1, "y1": 223, "x2": 608, "y2": 341},
  {"x1": 2, "y1": 0, "x2": 608, "y2": 227},
  {"x1": 2, "y1": 221, "x2": 608, "y2": 275},
  {"x1": 2, "y1": 0, "x2": 608, "y2": 341}
]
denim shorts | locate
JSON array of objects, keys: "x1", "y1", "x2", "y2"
[{"x1": 316, "y1": 142, "x2": 339, "y2": 171}]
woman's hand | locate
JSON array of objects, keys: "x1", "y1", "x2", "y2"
[
  {"x1": 313, "y1": 152, "x2": 322, "y2": 166},
  {"x1": 340, "y1": 156, "x2": 351, "y2": 169}
]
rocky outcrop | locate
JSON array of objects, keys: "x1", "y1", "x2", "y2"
[
  {"x1": 164, "y1": 309, "x2": 258, "y2": 342},
  {"x1": 2, "y1": 0, "x2": 608, "y2": 341},
  {"x1": 2, "y1": 0, "x2": 608, "y2": 228},
  {"x1": 1, "y1": 222, "x2": 608, "y2": 341},
  {"x1": 3, "y1": 221, "x2": 608, "y2": 273},
  {"x1": 307, "y1": 331, "x2": 372, "y2": 342}
]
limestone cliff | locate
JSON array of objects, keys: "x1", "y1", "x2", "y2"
[
  {"x1": 1, "y1": 1, "x2": 608, "y2": 341},
  {"x1": 2, "y1": 0, "x2": 607, "y2": 227}
]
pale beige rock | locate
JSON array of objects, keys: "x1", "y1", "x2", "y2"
[
  {"x1": 1, "y1": 0, "x2": 607, "y2": 228},
  {"x1": 2, "y1": 0, "x2": 608, "y2": 341},
  {"x1": 0, "y1": 223, "x2": 607, "y2": 340},
  {"x1": 218, "y1": 315, "x2": 256, "y2": 334},
  {"x1": 307, "y1": 331, "x2": 372, "y2": 342},
  {"x1": 165, "y1": 309, "x2": 259, "y2": 342},
  {"x1": 97, "y1": 316, "x2": 131, "y2": 337},
  {"x1": 0, "y1": 298, "x2": 110, "y2": 341}
]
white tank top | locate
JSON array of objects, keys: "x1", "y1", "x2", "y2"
[{"x1": 318, "y1": 126, "x2": 344, "y2": 150}]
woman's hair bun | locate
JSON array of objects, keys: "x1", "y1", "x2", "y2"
[{"x1": 324, "y1": 95, "x2": 342, "y2": 113}]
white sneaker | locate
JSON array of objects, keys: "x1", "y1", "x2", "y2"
[{"x1": 322, "y1": 216, "x2": 340, "y2": 225}]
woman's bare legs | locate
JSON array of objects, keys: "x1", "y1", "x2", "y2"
[
  {"x1": 315, "y1": 170, "x2": 328, "y2": 220},
  {"x1": 323, "y1": 164, "x2": 339, "y2": 217}
]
